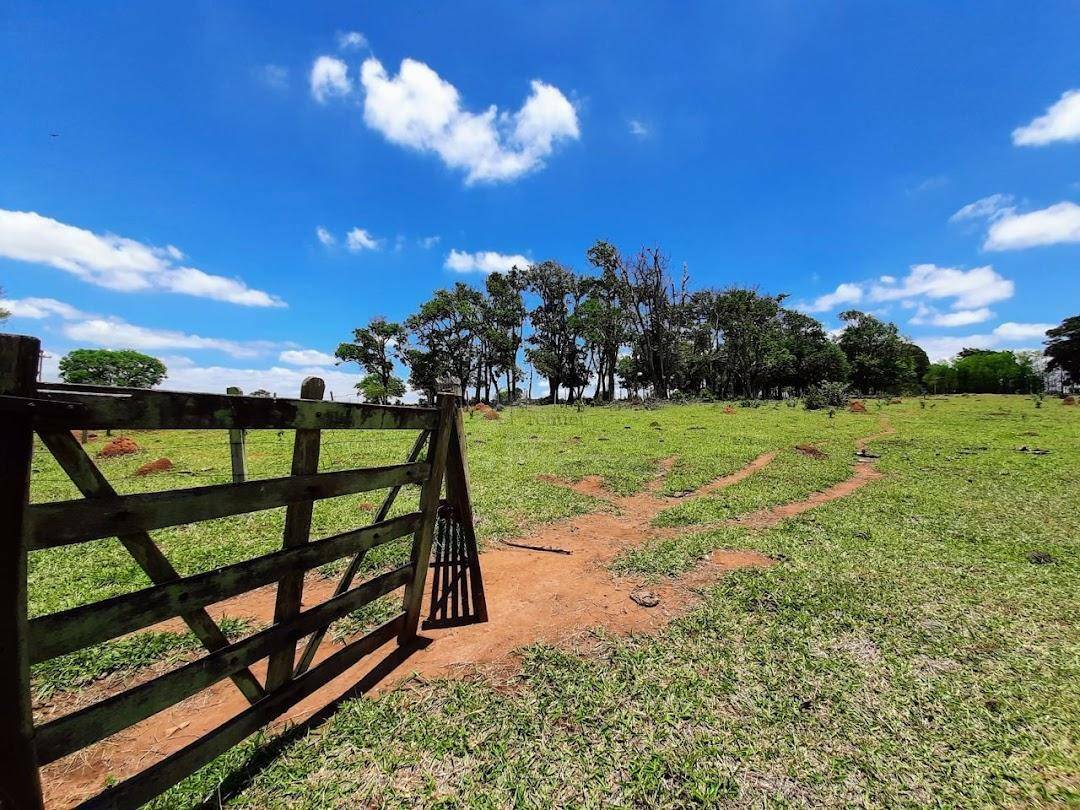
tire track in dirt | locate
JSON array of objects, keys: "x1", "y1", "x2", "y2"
[{"x1": 40, "y1": 424, "x2": 892, "y2": 808}]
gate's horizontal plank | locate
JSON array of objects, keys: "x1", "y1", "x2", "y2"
[
  {"x1": 77, "y1": 612, "x2": 405, "y2": 810},
  {"x1": 32, "y1": 386, "x2": 438, "y2": 431},
  {"x1": 30, "y1": 512, "x2": 420, "y2": 663},
  {"x1": 26, "y1": 462, "x2": 429, "y2": 550},
  {"x1": 36, "y1": 564, "x2": 412, "y2": 764}
]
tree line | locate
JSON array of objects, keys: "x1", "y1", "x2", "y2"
[{"x1": 335, "y1": 240, "x2": 972, "y2": 404}]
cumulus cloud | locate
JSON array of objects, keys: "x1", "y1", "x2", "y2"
[
  {"x1": 797, "y1": 282, "x2": 863, "y2": 313},
  {"x1": 359, "y1": 57, "x2": 579, "y2": 183},
  {"x1": 279, "y1": 348, "x2": 337, "y2": 366},
  {"x1": 0, "y1": 296, "x2": 85, "y2": 320},
  {"x1": 337, "y1": 31, "x2": 368, "y2": 51},
  {"x1": 1012, "y1": 89, "x2": 1080, "y2": 146},
  {"x1": 870, "y1": 264, "x2": 1013, "y2": 309},
  {"x1": 0, "y1": 209, "x2": 284, "y2": 307},
  {"x1": 345, "y1": 227, "x2": 380, "y2": 251},
  {"x1": 444, "y1": 248, "x2": 529, "y2": 274},
  {"x1": 419, "y1": 235, "x2": 441, "y2": 249},
  {"x1": 984, "y1": 201, "x2": 1080, "y2": 250},
  {"x1": 909, "y1": 305, "x2": 994, "y2": 327},
  {"x1": 310, "y1": 56, "x2": 352, "y2": 103},
  {"x1": 914, "y1": 322, "x2": 1053, "y2": 362},
  {"x1": 62, "y1": 319, "x2": 270, "y2": 358},
  {"x1": 628, "y1": 119, "x2": 648, "y2": 138},
  {"x1": 315, "y1": 226, "x2": 335, "y2": 247},
  {"x1": 949, "y1": 193, "x2": 1014, "y2": 223}
]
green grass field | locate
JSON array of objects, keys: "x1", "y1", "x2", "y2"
[{"x1": 28, "y1": 395, "x2": 1079, "y2": 807}]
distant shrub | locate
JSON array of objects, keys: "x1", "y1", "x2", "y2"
[{"x1": 804, "y1": 381, "x2": 849, "y2": 411}]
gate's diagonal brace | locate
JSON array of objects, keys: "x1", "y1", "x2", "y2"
[
  {"x1": 293, "y1": 428, "x2": 431, "y2": 677},
  {"x1": 35, "y1": 430, "x2": 266, "y2": 704}
]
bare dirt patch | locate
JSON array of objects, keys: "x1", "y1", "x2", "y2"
[{"x1": 795, "y1": 444, "x2": 827, "y2": 459}]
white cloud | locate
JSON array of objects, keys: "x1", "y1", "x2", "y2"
[
  {"x1": 0, "y1": 209, "x2": 284, "y2": 306},
  {"x1": 949, "y1": 193, "x2": 1014, "y2": 222},
  {"x1": 345, "y1": 227, "x2": 380, "y2": 251},
  {"x1": 444, "y1": 248, "x2": 529, "y2": 274},
  {"x1": 62, "y1": 319, "x2": 267, "y2": 358},
  {"x1": 337, "y1": 31, "x2": 368, "y2": 51},
  {"x1": 991, "y1": 321, "x2": 1053, "y2": 341},
  {"x1": 914, "y1": 322, "x2": 1053, "y2": 362},
  {"x1": 984, "y1": 201, "x2": 1080, "y2": 250},
  {"x1": 0, "y1": 296, "x2": 85, "y2": 320},
  {"x1": 628, "y1": 119, "x2": 648, "y2": 138},
  {"x1": 359, "y1": 57, "x2": 579, "y2": 184},
  {"x1": 279, "y1": 348, "x2": 336, "y2": 366},
  {"x1": 797, "y1": 282, "x2": 863, "y2": 313},
  {"x1": 310, "y1": 55, "x2": 352, "y2": 103},
  {"x1": 870, "y1": 264, "x2": 1013, "y2": 309},
  {"x1": 419, "y1": 235, "x2": 441, "y2": 249},
  {"x1": 1012, "y1": 89, "x2": 1080, "y2": 146},
  {"x1": 259, "y1": 64, "x2": 289, "y2": 90},
  {"x1": 316, "y1": 226, "x2": 335, "y2": 247},
  {"x1": 910, "y1": 305, "x2": 994, "y2": 327}
]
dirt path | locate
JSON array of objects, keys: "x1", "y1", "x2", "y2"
[{"x1": 40, "y1": 423, "x2": 892, "y2": 808}]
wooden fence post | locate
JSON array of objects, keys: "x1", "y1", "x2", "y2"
[
  {"x1": 265, "y1": 376, "x2": 325, "y2": 690},
  {"x1": 226, "y1": 386, "x2": 247, "y2": 483},
  {"x1": 444, "y1": 407, "x2": 488, "y2": 622},
  {"x1": 0, "y1": 334, "x2": 45, "y2": 810},
  {"x1": 400, "y1": 392, "x2": 456, "y2": 643}
]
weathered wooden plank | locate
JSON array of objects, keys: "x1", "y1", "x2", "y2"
[
  {"x1": 0, "y1": 334, "x2": 45, "y2": 809},
  {"x1": 265, "y1": 376, "x2": 323, "y2": 690},
  {"x1": 32, "y1": 385, "x2": 437, "y2": 431},
  {"x1": 400, "y1": 393, "x2": 457, "y2": 642},
  {"x1": 29, "y1": 512, "x2": 420, "y2": 664},
  {"x1": 445, "y1": 409, "x2": 488, "y2": 622},
  {"x1": 293, "y1": 428, "x2": 431, "y2": 677},
  {"x1": 35, "y1": 430, "x2": 266, "y2": 704},
  {"x1": 226, "y1": 386, "x2": 247, "y2": 483},
  {"x1": 36, "y1": 564, "x2": 411, "y2": 765},
  {"x1": 77, "y1": 613, "x2": 405, "y2": 810},
  {"x1": 26, "y1": 461, "x2": 430, "y2": 550}
]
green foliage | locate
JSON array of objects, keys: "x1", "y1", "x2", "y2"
[
  {"x1": 58, "y1": 348, "x2": 167, "y2": 388},
  {"x1": 336, "y1": 316, "x2": 407, "y2": 404},
  {"x1": 803, "y1": 380, "x2": 850, "y2": 410},
  {"x1": 1044, "y1": 314, "x2": 1080, "y2": 383},
  {"x1": 356, "y1": 372, "x2": 406, "y2": 403},
  {"x1": 949, "y1": 349, "x2": 1043, "y2": 394},
  {"x1": 836, "y1": 310, "x2": 916, "y2": 394}
]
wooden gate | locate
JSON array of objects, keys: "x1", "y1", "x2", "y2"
[{"x1": 0, "y1": 334, "x2": 486, "y2": 809}]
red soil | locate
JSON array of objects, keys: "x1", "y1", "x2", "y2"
[
  {"x1": 795, "y1": 443, "x2": 827, "y2": 459},
  {"x1": 39, "y1": 423, "x2": 892, "y2": 808},
  {"x1": 849, "y1": 400, "x2": 867, "y2": 413},
  {"x1": 96, "y1": 436, "x2": 139, "y2": 458},
  {"x1": 135, "y1": 458, "x2": 174, "y2": 476}
]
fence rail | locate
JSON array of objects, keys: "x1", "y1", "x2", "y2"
[{"x1": 0, "y1": 332, "x2": 485, "y2": 810}]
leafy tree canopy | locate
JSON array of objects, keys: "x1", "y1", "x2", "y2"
[
  {"x1": 58, "y1": 348, "x2": 166, "y2": 388},
  {"x1": 1044, "y1": 315, "x2": 1080, "y2": 382}
]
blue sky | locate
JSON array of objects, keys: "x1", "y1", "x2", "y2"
[{"x1": 2, "y1": 2, "x2": 1079, "y2": 399}]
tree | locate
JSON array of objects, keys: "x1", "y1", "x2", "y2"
[
  {"x1": 405, "y1": 283, "x2": 486, "y2": 400},
  {"x1": 1044, "y1": 315, "x2": 1080, "y2": 385},
  {"x1": 923, "y1": 363, "x2": 957, "y2": 394},
  {"x1": 357, "y1": 372, "x2": 406, "y2": 403},
  {"x1": 59, "y1": 349, "x2": 167, "y2": 388},
  {"x1": 523, "y1": 261, "x2": 588, "y2": 403},
  {"x1": 903, "y1": 343, "x2": 930, "y2": 387},
  {"x1": 0, "y1": 287, "x2": 9, "y2": 323},
  {"x1": 779, "y1": 309, "x2": 849, "y2": 395},
  {"x1": 619, "y1": 247, "x2": 686, "y2": 398},
  {"x1": 836, "y1": 311, "x2": 915, "y2": 394},
  {"x1": 953, "y1": 349, "x2": 1042, "y2": 393},
  {"x1": 582, "y1": 241, "x2": 631, "y2": 401},
  {"x1": 336, "y1": 316, "x2": 407, "y2": 404},
  {"x1": 483, "y1": 270, "x2": 526, "y2": 403}
]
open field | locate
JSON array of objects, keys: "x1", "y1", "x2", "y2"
[{"x1": 29, "y1": 395, "x2": 1079, "y2": 807}]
